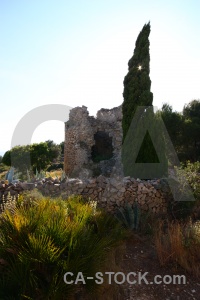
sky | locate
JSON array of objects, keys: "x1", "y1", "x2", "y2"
[{"x1": 0, "y1": 0, "x2": 200, "y2": 156}]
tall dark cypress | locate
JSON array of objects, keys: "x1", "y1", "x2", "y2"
[
  {"x1": 122, "y1": 23, "x2": 167, "y2": 178},
  {"x1": 122, "y1": 22, "x2": 153, "y2": 141}
]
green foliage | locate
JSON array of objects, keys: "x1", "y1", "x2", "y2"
[
  {"x1": 34, "y1": 168, "x2": 46, "y2": 180},
  {"x1": 0, "y1": 195, "x2": 124, "y2": 299},
  {"x1": 135, "y1": 131, "x2": 159, "y2": 163},
  {"x1": 122, "y1": 23, "x2": 166, "y2": 177},
  {"x1": 183, "y1": 99, "x2": 200, "y2": 119},
  {"x1": 166, "y1": 161, "x2": 200, "y2": 220},
  {"x1": 177, "y1": 160, "x2": 200, "y2": 200},
  {"x1": 160, "y1": 104, "x2": 183, "y2": 142},
  {"x1": 158, "y1": 100, "x2": 200, "y2": 163},
  {"x1": 122, "y1": 29, "x2": 199, "y2": 170},
  {"x1": 0, "y1": 162, "x2": 9, "y2": 173},
  {"x1": 45, "y1": 140, "x2": 61, "y2": 162},
  {"x1": 122, "y1": 107, "x2": 168, "y2": 178},
  {"x1": 26, "y1": 169, "x2": 31, "y2": 182},
  {"x1": 11, "y1": 145, "x2": 31, "y2": 173},
  {"x1": 2, "y1": 141, "x2": 61, "y2": 177},
  {"x1": 182, "y1": 100, "x2": 200, "y2": 161},
  {"x1": 159, "y1": 103, "x2": 183, "y2": 162},
  {"x1": 30, "y1": 142, "x2": 50, "y2": 172},
  {"x1": 115, "y1": 202, "x2": 140, "y2": 230},
  {"x1": 59, "y1": 141, "x2": 64, "y2": 155},
  {"x1": 2, "y1": 150, "x2": 11, "y2": 166},
  {"x1": 0, "y1": 163, "x2": 10, "y2": 180},
  {"x1": 47, "y1": 163, "x2": 64, "y2": 172},
  {"x1": 122, "y1": 22, "x2": 153, "y2": 142}
]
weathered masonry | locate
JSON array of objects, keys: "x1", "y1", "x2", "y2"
[{"x1": 64, "y1": 105, "x2": 123, "y2": 178}]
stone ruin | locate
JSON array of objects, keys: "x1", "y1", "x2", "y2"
[
  {"x1": 64, "y1": 105, "x2": 123, "y2": 179},
  {"x1": 0, "y1": 104, "x2": 171, "y2": 215},
  {"x1": 0, "y1": 105, "x2": 174, "y2": 216},
  {"x1": 60, "y1": 105, "x2": 171, "y2": 215}
]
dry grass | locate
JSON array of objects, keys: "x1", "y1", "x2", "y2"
[
  {"x1": 155, "y1": 220, "x2": 200, "y2": 277},
  {"x1": 45, "y1": 169, "x2": 63, "y2": 179},
  {"x1": 0, "y1": 171, "x2": 8, "y2": 180},
  {"x1": 0, "y1": 163, "x2": 10, "y2": 180},
  {"x1": 0, "y1": 167, "x2": 64, "y2": 182}
]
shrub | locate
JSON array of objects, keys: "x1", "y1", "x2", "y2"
[
  {"x1": 154, "y1": 220, "x2": 200, "y2": 277},
  {"x1": 0, "y1": 195, "x2": 124, "y2": 299},
  {"x1": 47, "y1": 163, "x2": 64, "y2": 172},
  {"x1": 169, "y1": 161, "x2": 200, "y2": 220},
  {"x1": 175, "y1": 161, "x2": 200, "y2": 199}
]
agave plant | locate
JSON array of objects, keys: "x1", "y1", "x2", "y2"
[
  {"x1": 60, "y1": 170, "x2": 67, "y2": 181},
  {"x1": 35, "y1": 169, "x2": 46, "y2": 180},
  {"x1": 26, "y1": 169, "x2": 31, "y2": 183},
  {"x1": 5, "y1": 167, "x2": 14, "y2": 183},
  {"x1": 115, "y1": 202, "x2": 141, "y2": 230}
]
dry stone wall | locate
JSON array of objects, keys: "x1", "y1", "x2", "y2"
[
  {"x1": 0, "y1": 176, "x2": 169, "y2": 214},
  {"x1": 58, "y1": 176, "x2": 168, "y2": 214}
]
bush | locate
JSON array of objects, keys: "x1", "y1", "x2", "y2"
[
  {"x1": 175, "y1": 161, "x2": 200, "y2": 198},
  {"x1": 47, "y1": 163, "x2": 64, "y2": 172},
  {"x1": 0, "y1": 195, "x2": 124, "y2": 299},
  {"x1": 167, "y1": 161, "x2": 200, "y2": 220},
  {"x1": 154, "y1": 220, "x2": 200, "y2": 277}
]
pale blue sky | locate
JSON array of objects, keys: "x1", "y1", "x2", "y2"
[{"x1": 0, "y1": 0, "x2": 200, "y2": 155}]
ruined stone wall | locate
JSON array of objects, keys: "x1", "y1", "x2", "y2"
[
  {"x1": 58, "y1": 176, "x2": 168, "y2": 214},
  {"x1": 0, "y1": 176, "x2": 169, "y2": 215},
  {"x1": 64, "y1": 105, "x2": 123, "y2": 178}
]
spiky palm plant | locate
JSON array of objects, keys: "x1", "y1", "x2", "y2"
[{"x1": 0, "y1": 195, "x2": 124, "y2": 299}]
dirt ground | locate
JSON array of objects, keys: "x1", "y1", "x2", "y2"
[
  {"x1": 114, "y1": 233, "x2": 200, "y2": 300},
  {"x1": 73, "y1": 232, "x2": 200, "y2": 300}
]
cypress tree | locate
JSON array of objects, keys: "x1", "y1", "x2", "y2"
[
  {"x1": 122, "y1": 22, "x2": 153, "y2": 141},
  {"x1": 122, "y1": 23, "x2": 167, "y2": 178}
]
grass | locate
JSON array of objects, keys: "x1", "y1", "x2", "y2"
[
  {"x1": 0, "y1": 163, "x2": 10, "y2": 180},
  {"x1": 154, "y1": 219, "x2": 200, "y2": 277},
  {"x1": 45, "y1": 169, "x2": 63, "y2": 179},
  {"x1": 0, "y1": 162, "x2": 65, "y2": 182}
]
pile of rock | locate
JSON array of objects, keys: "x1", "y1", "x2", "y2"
[
  {"x1": 0, "y1": 176, "x2": 169, "y2": 214},
  {"x1": 0, "y1": 180, "x2": 23, "y2": 199}
]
